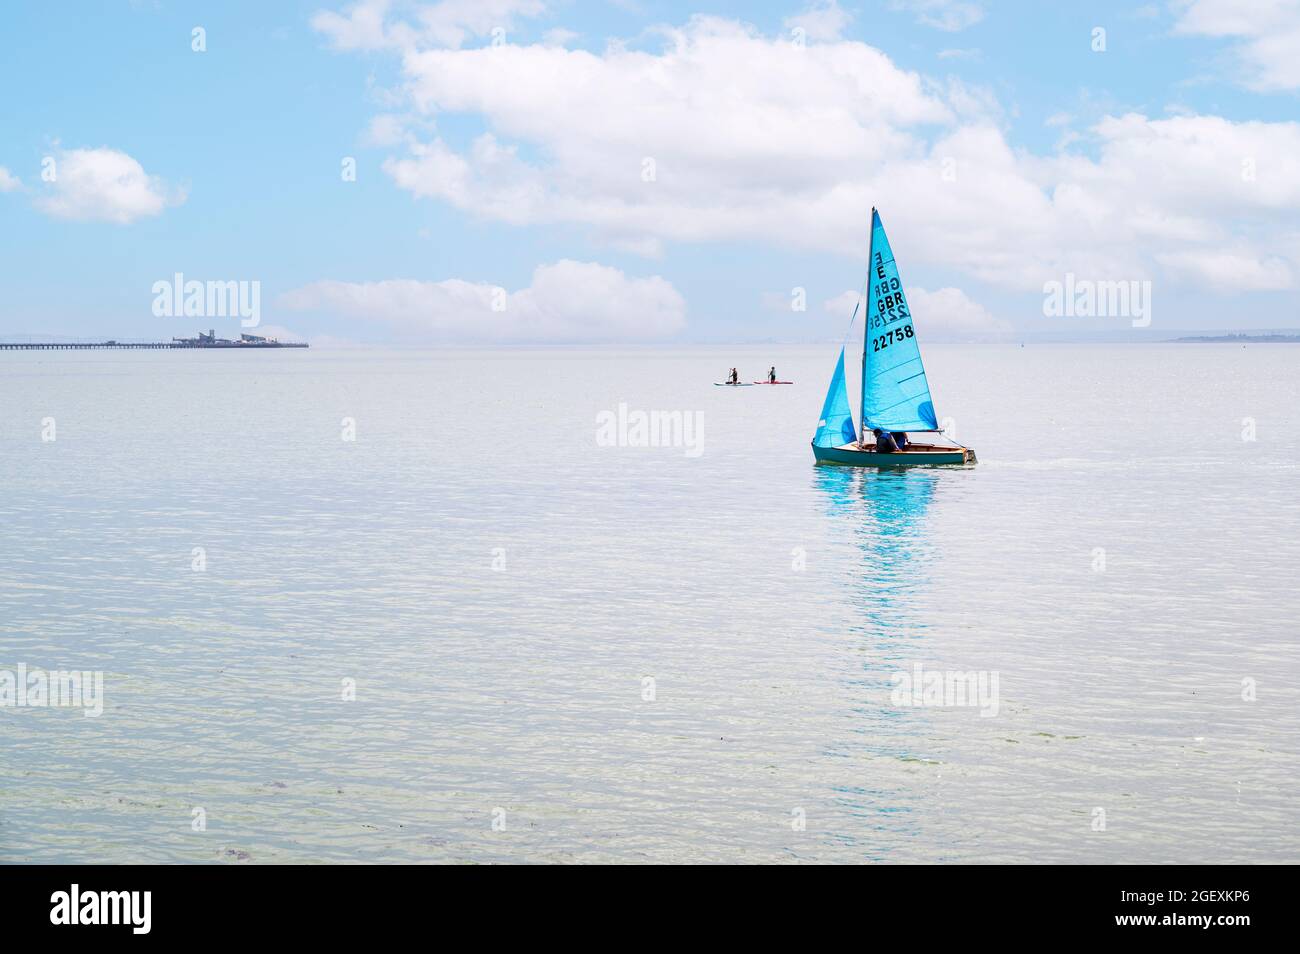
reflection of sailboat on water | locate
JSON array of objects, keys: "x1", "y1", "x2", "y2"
[
  {"x1": 813, "y1": 465, "x2": 942, "y2": 849},
  {"x1": 814, "y1": 464, "x2": 937, "y2": 527},
  {"x1": 812, "y1": 208, "x2": 976, "y2": 467},
  {"x1": 814, "y1": 465, "x2": 938, "y2": 624}
]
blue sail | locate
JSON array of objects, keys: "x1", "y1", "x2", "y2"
[
  {"x1": 813, "y1": 346, "x2": 858, "y2": 447},
  {"x1": 861, "y1": 209, "x2": 938, "y2": 432}
]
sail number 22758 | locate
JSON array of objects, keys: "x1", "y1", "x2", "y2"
[{"x1": 872, "y1": 324, "x2": 914, "y2": 352}]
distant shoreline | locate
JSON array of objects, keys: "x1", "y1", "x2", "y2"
[{"x1": 1169, "y1": 333, "x2": 1300, "y2": 343}]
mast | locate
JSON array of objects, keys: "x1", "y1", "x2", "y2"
[{"x1": 859, "y1": 207, "x2": 876, "y2": 447}]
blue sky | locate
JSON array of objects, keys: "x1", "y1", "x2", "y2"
[{"x1": 1, "y1": 1, "x2": 1298, "y2": 344}]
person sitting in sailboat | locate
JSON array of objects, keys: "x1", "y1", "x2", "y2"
[{"x1": 871, "y1": 428, "x2": 910, "y2": 453}]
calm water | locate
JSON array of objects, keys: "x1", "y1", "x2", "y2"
[{"x1": 1, "y1": 344, "x2": 1298, "y2": 864}]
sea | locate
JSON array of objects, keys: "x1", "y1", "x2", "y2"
[{"x1": 1, "y1": 343, "x2": 1297, "y2": 863}]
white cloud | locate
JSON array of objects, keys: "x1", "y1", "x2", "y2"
[
  {"x1": 0, "y1": 166, "x2": 19, "y2": 192},
  {"x1": 784, "y1": 1, "x2": 853, "y2": 42},
  {"x1": 381, "y1": 17, "x2": 951, "y2": 248},
  {"x1": 35, "y1": 147, "x2": 184, "y2": 224},
  {"x1": 278, "y1": 259, "x2": 685, "y2": 342},
  {"x1": 891, "y1": 0, "x2": 986, "y2": 32},
  {"x1": 823, "y1": 289, "x2": 863, "y2": 316},
  {"x1": 364, "y1": 114, "x2": 412, "y2": 147},
  {"x1": 313, "y1": 0, "x2": 547, "y2": 51},
  {"x1": 1155, "y1": 248, "x2": 1294, "y2": 290},
  {"x1": 320, "y1": 8, "x2": 1300, "y2": 298},
  {"x1": 825, "y1": 286, "x2": 1010, "y2": 340},
  {"x1": 312, "y1": 0, "x2": 394, "y2": 49},
  {"x1": 541, "y1": 27, "x2": 577, "y2": 47},
  {"x1": 1172, "y1": 0, "x2": 1300, "y2": 91},
  {"x1": 905, "y1": 286, "x2": 1012, "y2": 339}
]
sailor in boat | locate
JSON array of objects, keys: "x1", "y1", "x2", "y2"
[
  {"x1": 868, "y1": 428, "x2": 913, "y2": 453},
  {"x1": 768, "y1": 366, "x2": 777, "y2": 383}
]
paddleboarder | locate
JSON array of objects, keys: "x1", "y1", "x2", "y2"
[{"x1": 768, "y1": 366, "x2": 777, "y2": 384}]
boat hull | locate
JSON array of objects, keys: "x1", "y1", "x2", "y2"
[{"x1": 811, "y1": 442, "x2": 975, "y2": 467}]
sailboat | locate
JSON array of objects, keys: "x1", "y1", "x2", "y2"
[{"x1": 812, "y1": 208, "x2": 976, "y2": 467}]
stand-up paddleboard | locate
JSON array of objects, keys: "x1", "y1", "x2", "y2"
[
  {"x1": 714, "y1": 381, "x2": 754, "y2": 387},
  {"x1": 753, "y1": 380, "x2": 793, "y2": 385}
]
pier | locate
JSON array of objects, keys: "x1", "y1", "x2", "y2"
[
  {"x1": 0, "y1": 331, "x2": 308, "y2": 350},
  {"x1": 0, "y1": 341, "x2": 177, "y2": 350}
]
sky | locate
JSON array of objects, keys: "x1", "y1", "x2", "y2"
[{"x1": 1, "y1": 0, "x2": 1298, "y2": 345}]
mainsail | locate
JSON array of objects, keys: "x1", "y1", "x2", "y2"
[
  {"x1": 860, "y1": 209, "x2": 938, "y2": 432},
  {"x1": 812, "y1": 346, "x2": 857, "y2": 448}
]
